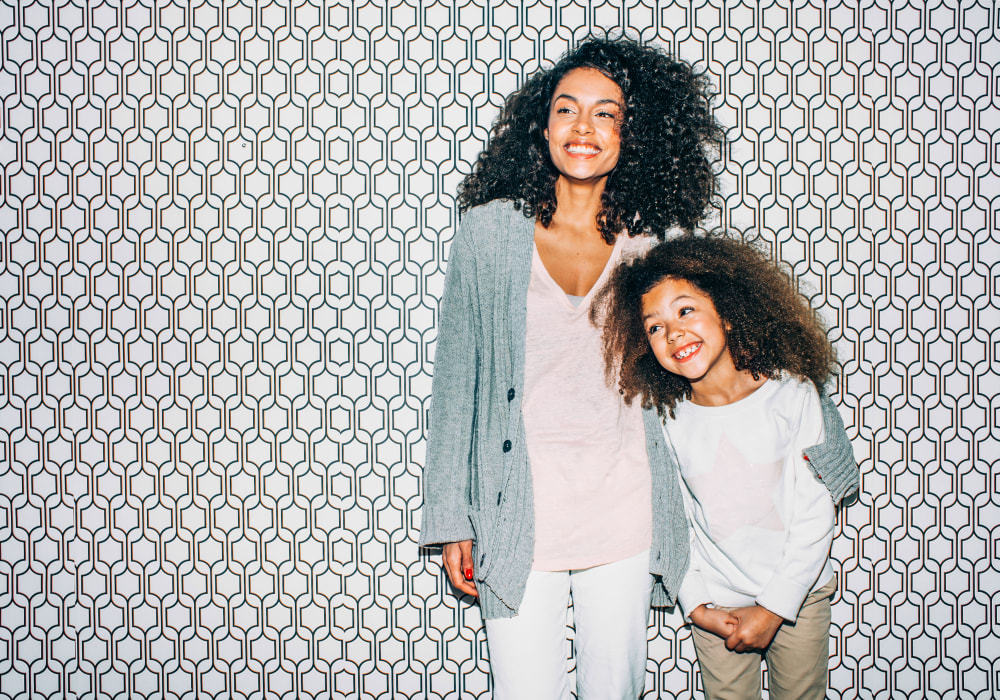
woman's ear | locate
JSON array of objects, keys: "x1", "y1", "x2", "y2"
[{"x1": 543, "y1": 128, "x2": 548, "y2": 141}]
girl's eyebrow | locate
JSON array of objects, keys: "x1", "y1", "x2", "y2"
[{"x1": 642, "y1": 294, "x2": 697, "y2": 320}]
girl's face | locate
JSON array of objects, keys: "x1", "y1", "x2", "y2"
[
  {"x1": 641, "y1": 277, "x2": 737, "y2": 391},
  {"x1": 544, "y1": 67, "x2": 623, "y2": 185}
]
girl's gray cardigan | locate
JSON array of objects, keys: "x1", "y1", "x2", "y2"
[{"x1": 418, "y1": 200, "x2": 860, "y2": 620}]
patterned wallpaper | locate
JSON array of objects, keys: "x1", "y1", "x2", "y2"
[{"x1": 0, "y1": 0, "x2": 996, "y2": 698}]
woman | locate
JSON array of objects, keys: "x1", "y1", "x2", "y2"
[{"x1": 418, "y1": 37, "x2": 852, "y2": 698}]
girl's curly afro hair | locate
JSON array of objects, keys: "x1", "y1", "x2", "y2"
[
  {"x1": 593, "y1": 234, "x2": 838, "y2": 416},
  {"x1": 458, "y1": 36, "x2": 724, "y2": 243}
]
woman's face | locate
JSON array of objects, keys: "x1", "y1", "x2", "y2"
[{"x1": 544, "y1": 67, "x2": 624, "y2": 185}]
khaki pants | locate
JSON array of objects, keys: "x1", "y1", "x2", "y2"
[{"x1": 691, "y1": 576, "x2": 837, "y2": 700}]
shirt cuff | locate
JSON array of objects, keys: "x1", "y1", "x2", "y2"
[
  {"x1": 756, "y1": 576, "x2": 811, "y2": 622},
  {"x1": 678, "y1": 572, "x2": 712, "y2": 622}
]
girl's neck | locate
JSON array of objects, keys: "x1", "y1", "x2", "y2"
[{"x1": 689, "y1": 369, "x2": 769, "y2": 407}]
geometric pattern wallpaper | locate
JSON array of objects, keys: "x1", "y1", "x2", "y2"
[{"x1": 0, "y1": 0, "x2": 995, "y2": 697}]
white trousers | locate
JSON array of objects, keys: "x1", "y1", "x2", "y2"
[{"x1": 484, "y1": 549, "x2": 652, "y2": 700}]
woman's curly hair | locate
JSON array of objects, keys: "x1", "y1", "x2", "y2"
[
  {"x1": 593, "y1": 234, "x2": 838, "y2": 416},
  {"x1": 458, "y1": 36, "x2": 724, "y2": 242}
]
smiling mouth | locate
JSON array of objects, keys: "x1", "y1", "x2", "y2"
[
  {"x1": 565, "y1": 144, "x2": 600, "y2": 155},
  {"x1": 673, "y1": 342, "x2": 702, "y2": 361}
]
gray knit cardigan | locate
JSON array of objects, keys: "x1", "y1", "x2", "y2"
[{"x1": 418, "y1": 199, "x2": 860, "y2": 620}]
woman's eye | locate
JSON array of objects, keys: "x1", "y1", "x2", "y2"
[{"x1": 556, "y1": 106, "x2": 573, "y2": 114}]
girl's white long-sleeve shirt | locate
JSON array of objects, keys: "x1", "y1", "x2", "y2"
[{"x1": 662, "y1": 376, "x2": 836, "y2": 622}]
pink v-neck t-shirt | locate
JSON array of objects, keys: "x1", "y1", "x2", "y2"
[{"x1": 524, "y1": 234, "x2": 653, "y2": 571}]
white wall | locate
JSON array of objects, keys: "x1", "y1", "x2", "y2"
[{"x1": 0, "y1": 0, "x2": 996, "y2": 697}]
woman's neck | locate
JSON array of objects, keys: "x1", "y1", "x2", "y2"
[
  {"x1": 550, "y1": 175, "x2": 607, "y2": 240},
  {"x1": 533, "y1": 175, "x2": 616, "y2": 296}
]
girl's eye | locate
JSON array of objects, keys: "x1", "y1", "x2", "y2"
[
  {"x1": 646, "y1": 324, "x2": 661, "y2": 335},
  {"x1": 679, "y1": 307, "x2": 694, "y2": 317}
]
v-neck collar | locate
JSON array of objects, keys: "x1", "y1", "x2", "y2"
[{"x1": 531, "y1": 233, "x2": 625, "y2": 312}]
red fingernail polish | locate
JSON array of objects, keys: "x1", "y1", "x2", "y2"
[{"x1": 464, "y1": 568, "x2": 474, "y2": 580}]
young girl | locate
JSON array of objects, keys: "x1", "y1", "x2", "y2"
[{"x1": 596, "y1": 234, "x2": 859, "y2": 700}]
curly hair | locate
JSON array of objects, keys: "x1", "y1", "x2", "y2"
[
  {"x1": 457, "y1": 36, "x2": 724, "y2": 243},
  {"x1": 593, "y1": 234, "x2": 838, "y2": 416}
]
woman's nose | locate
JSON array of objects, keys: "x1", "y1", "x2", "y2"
[{"x1": 573, "y1": 112, "x2": 593, "y2": 133}]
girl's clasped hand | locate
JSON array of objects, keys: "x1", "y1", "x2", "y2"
[{"x1": 690, "y1": 603, "x2": 784, "y2": 652}]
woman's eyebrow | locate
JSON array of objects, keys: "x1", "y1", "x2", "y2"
[{"x1": 552, "y1": 94, "x2": 623, "y2": 109}]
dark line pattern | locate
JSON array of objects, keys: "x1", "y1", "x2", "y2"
[{"x1": 0, "y1": 0, "x2": 996, "y2": 698}]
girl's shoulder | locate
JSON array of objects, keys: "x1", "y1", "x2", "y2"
[
  {"x1": 765, "y1": 376, "x2": 829, "y2": 441},
  {"x1": 767, "y1": 374, "x2": 823, "y2": 411},
  {"x1": 772, "y1": 373, "x2": 818, "y2": 395}
]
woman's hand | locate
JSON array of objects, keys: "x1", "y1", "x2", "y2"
[
  {"x1": 442, "y1": 540, "x2": 478, "y2": 597},
  {"x1": 689, "y1": 604, "x2": 739, "y2": 639},
  {"x1": 725, "y1": 605, "x2": 784, "y2": 652}
]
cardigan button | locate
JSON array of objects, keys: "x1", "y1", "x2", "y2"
[
  {"x1": 507, "y1": 388, "x2": 515, "y2": 401},
  {"x1": 502, "y1": 440, "x2": 511, "y2": 453}
]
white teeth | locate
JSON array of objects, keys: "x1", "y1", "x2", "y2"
[
  {"x1": 566, "y1": 145, "x2": 598, "y2": 154},
  {"x1": 675, "y1": 343, "x2": 700, "y2": 359}
]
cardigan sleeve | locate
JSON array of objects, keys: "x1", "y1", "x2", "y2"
[
  {"x1": 418, "y1": 220, "x2": 479, "y2": 547},
  {"x1": 803, "y1": 394, "x2": 861, "y2": 505}
]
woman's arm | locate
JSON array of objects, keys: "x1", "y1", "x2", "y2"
[
  {"x1": 418, "y1": 222, "x2": 480, "y2": 549},
  {"x1": 803, "y1": 393, "x2": 861, "y2": 505}
]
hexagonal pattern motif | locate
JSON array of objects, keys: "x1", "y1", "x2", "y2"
[{"x1": 0, "y1": 0, "x2": 996, "y2": 698}]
